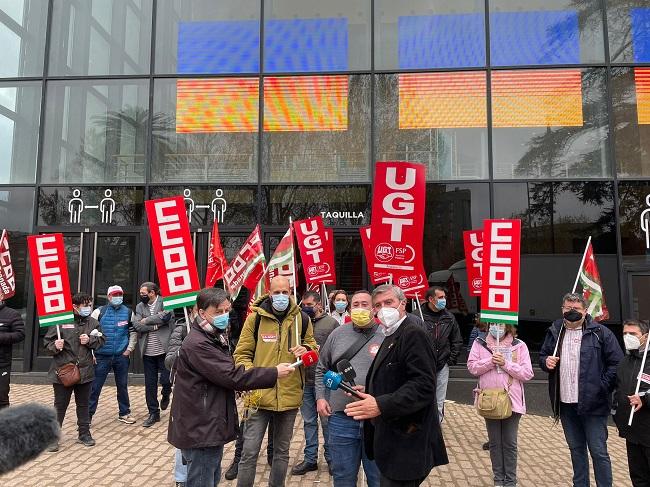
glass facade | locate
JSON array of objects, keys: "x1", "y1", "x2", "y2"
[{"x1": 3, "y1": 0, "x2": 650, "y2": 371}]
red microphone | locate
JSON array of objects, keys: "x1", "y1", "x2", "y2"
[{"x1": 289, "y1": 350, "x2": 319, "y2": 369}]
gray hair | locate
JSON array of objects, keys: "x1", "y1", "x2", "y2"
[
  {"x1": 372, "y1": 284, "x2": 406, "y2": 302},
  {"x1": 623, "y1": 319, "x2": 650, "y2": 335},
  {"x1": 562, "y1": 293, "x2": 586, "y2": 308}
]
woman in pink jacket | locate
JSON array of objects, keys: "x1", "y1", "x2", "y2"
[{"x1": 467, "y1": 323, "x2": 534, "y2": 487}]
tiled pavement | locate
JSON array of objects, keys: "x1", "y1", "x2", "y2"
[{"x1": 0, "y1": 384, "x2": 632, "y2": 486}]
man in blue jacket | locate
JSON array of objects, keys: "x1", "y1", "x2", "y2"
[
  {"x1": 539, "y1": 293, "x2": 622, "y2": 487},
  {"x1": 89, "y1": 285, "x2": 137, "y2": 424}
]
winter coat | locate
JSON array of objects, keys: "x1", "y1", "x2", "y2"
[
  {"x1": 304, "y1": 313, "x2": 338, "y2": 386},
  {"x1": 539, "y1": 315, "x2": 623, "y2": 417},
  {"x1": 133, "y1": 297, "x2": 174, "y2": 356},
  {"x1": 363, "y1": 314, "x2": 449, "y2": 481},
  {"x1": 93, "y1": 304, "x2": 135, "y2": 356},
  {"x1": 613, "y1": 348, "x2": 650, "y2": 446},
  {"x1": 164, "y1": 320, "x2": 189, "y2": 372},
  {"x1": 168, "y1": 321, "x2": 277, "y2": 450},
  {"x1": 467, "y1": 334, "x2": 534, "y2": 415},
  {"x1": 420, "y1": 305, "x2": 463, "y2": 371},
  {"x1": 0, "y1": 303, "x2": 25, "y2": 368},
  {"x1": 233, "y1": 294, "x2": 317, "y2": 411},
  {"x1": 43, "y1": 315, "x2": 106, "y2": 385}
]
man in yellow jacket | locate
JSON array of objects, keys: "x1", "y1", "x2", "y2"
[{"x1": 234, "y1": 276, "x2": 317, "y2": 487}]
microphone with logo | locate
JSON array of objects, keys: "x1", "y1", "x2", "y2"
[
  {"x1": 323, "y1": 370, "x2": 364, "y2": 400},
  {"x1": 0, "y1": 403, "x2": 60, "y2": 475},
  {"x1": 288, "y1": 350, "x2": 319, "y2": 369},
  {"x1": 336, "y1": 359, "x2": 356, "y2": 386}
]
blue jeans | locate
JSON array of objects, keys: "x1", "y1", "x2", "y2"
[
  {"x1": 89, "y1": 354, "x2": 131, "y2": 417},
  {"x1": 182, "y1": 445, "x2": 223, "y2": 487},
  {"x1": 175, "y1": 448, "x2": 187, "y2": 482},
  {"x1": 143, "y1": 354, "x2": 171, "y2": 415},
  {"x1": 328, "y1": 412, "x2": 380, "y2": 487},
  {"x1": 301, "y1": 385, "x2": 330, "y2": 464},
  {"x1": 560, "y1": 403, "x2": 612, "y2": 487}
]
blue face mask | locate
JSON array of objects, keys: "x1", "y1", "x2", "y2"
[
  {"x1": 436, "y1": 299, "x2": 447, "y2": 310},
  {"x1": 301, "y1": 305, "x2": 316, "y2": 319},
  {"x1": 110, "y1": 296, "x2": 123, "y2": 307},
  {"x1": 489, "y1": 325, "x2": 505, "y2": 339},
  {"x1": 271, "y1": 294, "x2": 290, "y2": 312},
  {"x1": 334, "y1": 301, "x2": 347, "y2": 313},
  {"x1": 210, "y1": 312, "x2": 230, "y2": 331},
  {"x1": 79, "y1": 306, "x2": 92, "y2": 317}
]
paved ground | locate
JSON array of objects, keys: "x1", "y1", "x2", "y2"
[{"x1": 0, "y1": 384, "x2": 632, "y2": 486}]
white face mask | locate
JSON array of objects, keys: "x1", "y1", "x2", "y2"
[
  {"x1": 624, "y1": 334, "x2": 642, "y2": 351},
  {"x1": 377, "y1": 307, "x2": 401, "y2": 327}
]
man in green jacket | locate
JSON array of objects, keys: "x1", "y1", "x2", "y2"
[{"x1": 234, "y1": 276, "x2": 317, "y2": 487}]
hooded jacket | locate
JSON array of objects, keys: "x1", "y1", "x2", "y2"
[
  {"x1": 0, "y1": 303, "x2": 25, "y2": 368},
  {"x1": 420, "y1": 305, "x2": 463, "y2": 370},
  {"x1": 233, "y1": 294, "x2": 317, "y2": 411}
]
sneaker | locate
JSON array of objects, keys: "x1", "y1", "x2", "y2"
[
  {"x1": 291, "y1": 460, "x2": 318, "y2": 475},
  {"x1": 160, "y1": 393, "x2": 171, "y2": 411},
  {"x1": 224, "y1": 460, "x2": 239, "y2": 480},
  {"x1": 47, "y1": 442, "x2": 59, "y2": 452},
  {"x1": 142, "y1": 413, "x2": 160, "y2": 428},
  {"x1": 118, "y1": 414, "x2": 136, "y2": 424},
  {"x1": 77, "y1": 434, "x2": 96, "y2": 447},
  {"x1": 175, "y1": 483, "x2": 185, "y2": 487},
  {"x1": 482, "y1": 441, "x2": 490, "y2": 450}
]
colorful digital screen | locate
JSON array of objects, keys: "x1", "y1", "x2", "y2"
[
  {"x1": 636, "y1": 68, "x2": 650, "y2": 125},
  {"x1": 631, "y1": 8, "x2": 650, "y2": 63},
  {"x1": 176, "y1": 78, "x2": 259, "y2": 133},
  {"x1": 177, "y1": 21, "x2": 260, "y2": 74},
  {"x1": 490, "y1": 10, "x2": 579, "y2": 66},
  {"x1": 398, "y1": 14, "x2": 485, "y2": 69},
  {"x1": 263, "y1": 75, "x2": 348, "y2": 131},
  {"x1": 398, "y1": 72, "x2": 487, "y2": 129},
  {"x1": 491, "y1": 70, "x2": 583, "y2": 128}
]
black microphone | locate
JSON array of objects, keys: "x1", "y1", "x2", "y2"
[
  {"x1": 336, "y1": 359, "x2": 356, "y2": 386},
  {"x1": 0, "y1": 403, "x2": 60, "y2": 475},
  {"x1": 323, "y1": 371, "x2": 364, "y2": 400}
]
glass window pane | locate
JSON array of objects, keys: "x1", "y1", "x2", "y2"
[
  {"x1": 375, "y1": 73, "x2": 488, "y2": 180},
  {"x1": 619, "y1": 181, "x2": 650, "y2": 257},
  {"x1": 263, "y1": 0, "x2": 370, "y2": 72},
  {"x1": 262, "y1": 74, "x2": 370, "y2": 182},
  {"x1": 152, "y1": 78, "x2": 259, "y2": 183},
  {"x1": 489, "y1": 0, "x2": 605, "y2": 66},
  {"x1": 41, "y1": 79, "x2": 149, "y2": 184},
  {"x1": 0, "y1": 81, "x2": 41, "y2": 183},
  {"x1": 155, "y1": 0, "x2": 260, "y2": 75},
  {"x1": 612, "y1": 67, "x2": 650, "y2": 177},
  {"x1": 375, "y1": 0, "x2": 485, "y2": 70},
  {"x1": 0, "y1": 0, "x2": 48, "y2": 77},
  {"x1": 607, "y1": 0, "x2": 650, "y2": 63},
  {"x1": 49, "y1": 0, "x2": 152, "y2": 76},
  {"x1": 491, "y1": 68, "x2": 610, "y2": 179}
]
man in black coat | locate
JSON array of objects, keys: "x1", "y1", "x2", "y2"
[
  {"x1": 345, "y1": 284, "x2": 448, "y2": 486},
  {"x1": 0, "y1": 293, "x2": 25, "y2": 409}
]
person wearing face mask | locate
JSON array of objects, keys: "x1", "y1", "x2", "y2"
[
  {"x1": 234, "y1": 276, "x2": 317, "y2": 487},
  {"x1": 613, "y1": 319, "x2": 650, "y2": 486},
  {"x1": 420, "y1": 286, "x2": 462, "y2": 422},
  {"x1": 344, "y1": 284, "x2": 448, "y2": 486},
  {"x1": 168, "y1": 287, "x2": 294, "y2": 487},
  {"x1": 330, "y1": 290, "x2": 351, "y2": 325},
  {"x1": 43, "y1": 293, "x2": 106, "y2": 451},
  {"x1": 0, "y1": 291, "x2": 25, "y2": 410},
  {"x1": 291, "y1": 291, "x2": 339, "y2": 476},
  {"x1": 315, "y1": 290, "x2": 383, "y2": 487},
  {"x1": 467, "y1": 323, "x2": 534, "y2": 487},
  {"x1": 539, "y1": 293, "x2": 622, "y2": 487},
  {"x1": 88, "y1": 285, "x2": 137, "y2": 425}
]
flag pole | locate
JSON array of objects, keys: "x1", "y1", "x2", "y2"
[
  {"x1": 183, "y1": 306, "x2": 191, "y2": 334},
  {"x1": 414, "y1": 292, "x2": 424, "y2": 321},
  {"x1": 289, "y1": 218, "x2": 300, "y2": 347},
  {"x1": 629, "y1": 334, "x2": 650, "y2": 426}
]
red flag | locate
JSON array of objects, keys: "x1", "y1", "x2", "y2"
[
  {"x1": 266, "y1": 228, "x2": 297, "y2": 291},
  {"x1": 293, "y1": 216, "x2": 336, "y2": 284},
  {"x1": 224, "y1": 225, "x2": 265, "y2": 299},
  {"x1": 0, "y1": 230, "x2": 16, "y2": 299},
  {"x1": 205, "y1": 219, "x2": 229, "y2": 287},
  {"x1": 463, "y1": 229, "x2": 483, "y2": 297},
  {"x1": 578, "y1": 240, "x2": 609, "y2": 322}
]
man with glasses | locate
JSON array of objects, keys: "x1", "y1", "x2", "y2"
[{"x1": 540, "y1": 293, "x2": 622, "y2": 487}]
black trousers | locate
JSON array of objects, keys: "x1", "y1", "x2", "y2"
[
  {"x1": 380, "y1": 474, "x2": 427, "y2": 487},
  {"x1": 0, "y1": 365, "x2": 10, "y2": 409},
  {"x1": 53, "y1": 381, "x2": 92, "y2": 436},
  {"x1": 627, "y1": 440, "x2": 650, "y2": 487}
]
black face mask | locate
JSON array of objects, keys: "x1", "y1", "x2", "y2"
[
  {"x1": 563, "y1": 310, "x2": 583, "y2": 323},
  {"x1": 301, "y1": 306, "x2": 316, "y2": 319},
  {"x1": 140, "y1": 295, "x2": 150, "y2": 305}
]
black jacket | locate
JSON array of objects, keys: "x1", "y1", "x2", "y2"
[
  {"x1": 420, "y1": 305, "x2": 463, "y2": 370},
  {"x1": 168, "y1": 321, "x2": 278, "y2": 450},
  {"x1": 364, "y1": 314, "x2": 449, "y2": 481},
  {"x1": 0, "y1": 303, "x2": 25, "y2": 368},
  {"x1": 613, "y1": 349, "x2": 650, "y2": 446}
]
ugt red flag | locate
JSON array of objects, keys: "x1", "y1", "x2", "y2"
[
  {"x1": 463, "y1": 229, "x2": 483, "y2": 297},
  {"x1": 205, "y1": 219, "x2": 229, "y2": 287},
  {"x1": 0, "y1": 230, "x2": 16, "y2": 299},
  {"x1": 293, "y1": 216, "x2": 336, "y2": 284},
  {"x1": 27, "y1": 234, "x2": 74, "y2": 327},
  {"x1": 578, "y1": 240, "x2": 609, "y2": 322},
  {"x1": 266, "y1": 227, "x2": 297, "y2": 290},
  {"x1": 224, "y1": 225, "x2": 265, "y2": 299},
  {"x1": 145, "y1": 196, "x2": 200, "y2": 310}
]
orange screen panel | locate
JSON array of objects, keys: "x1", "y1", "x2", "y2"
[
  {"x1": 176, "y1": 78, "x2": 259, "y2": 133},
  {"x1": 636, "y1": 68, "x2": 650, "y2": 125},
  {"x1": 399, "y1": 72, "x2": 487, "y2": 129},
  {"x1": 492, "y1": 70, "x2": 583, "y2": 128},
  {"x1": 263, "y1": 75, "x2": 348, "y2": 132}
]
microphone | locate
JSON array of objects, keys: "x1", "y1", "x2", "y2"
[
  {"x1": 289, "y1": 350, "x2": 319, "y2": 369},
  {"x1": 323, "y1": 370, "x2": 364, "y2": 400},
  {"x1": 336, "y1": 359, "x2": 356, "y2": 386},
  {"x1": 0, "y1": 403, "x2": 60, "y2": 475}
]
